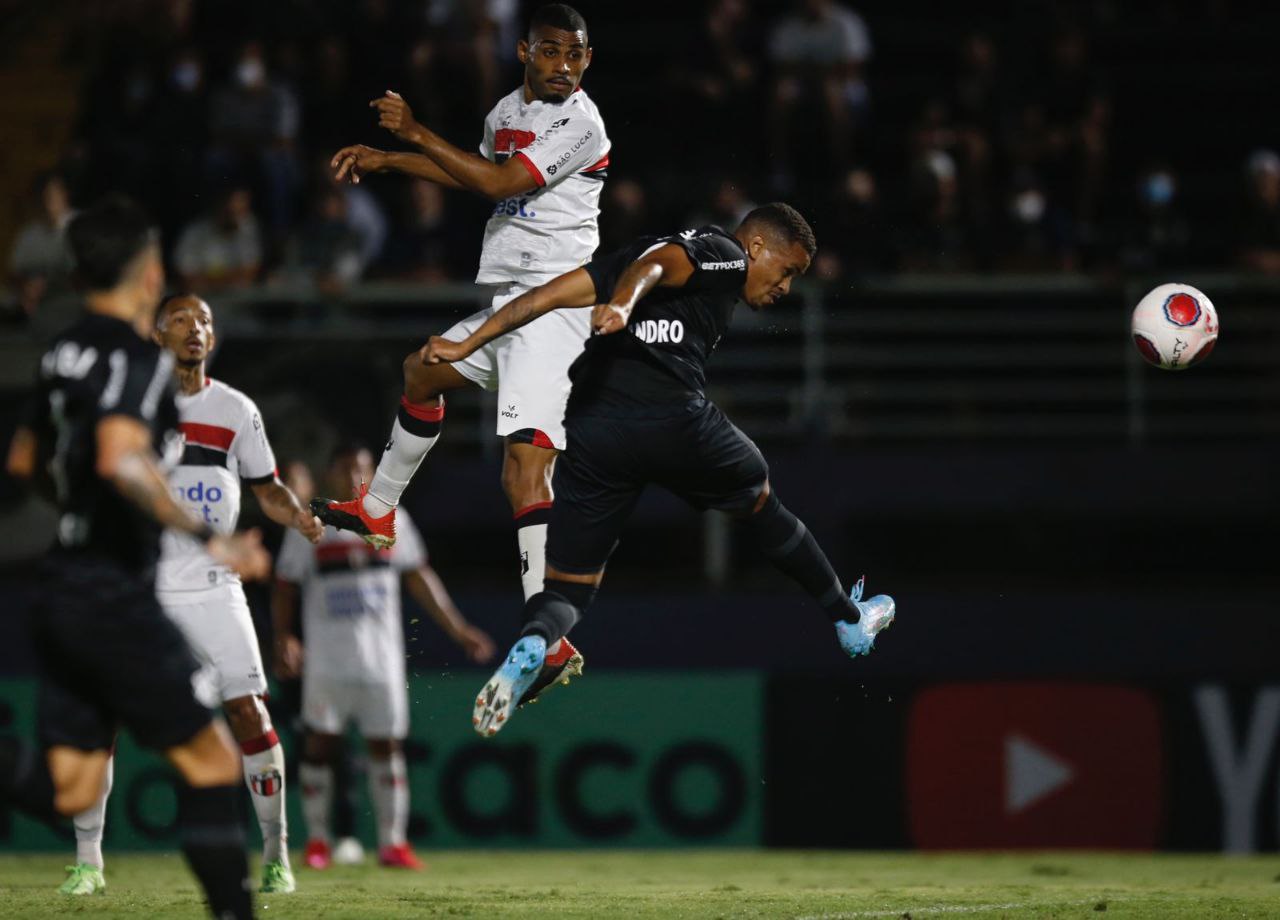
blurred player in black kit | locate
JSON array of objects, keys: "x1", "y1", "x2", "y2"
[
  {"x1": 1, "y1": 197, "x2": 268, "y2": 919},
  {"x1": 423, "y1": 203, "x2": 898, "y2": 735}
]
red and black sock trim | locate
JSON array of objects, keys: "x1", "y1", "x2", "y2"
[
  {"x1": 514, "y1": 500, "x2": 553, "y2": 527},
  {"x1": 398, "y1": 396, "x2": 444, "y2": 438},
  {"x1": 239, "y1": 729, "x2": 279, "y2": 756}
]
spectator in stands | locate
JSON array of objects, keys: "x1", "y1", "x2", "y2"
[
  {"x1": 279, "y1": 187, "x2": 366, "y2": 293},
  {"x1": 813, "y1": 167, "x2": 888, "y2": 279},
  {"x1": 686, "y1": 178, "x2": 757, "y2": 231},
  {"x1": 425, "y1": 0, "x2": 521, "y2": 126},
  {"x1": 6, "y1": 173, "x2": 76, "y2": 322},
  {"x1": 379, "y1": 180, "x2": 451, "y2": 282},
  {"x1": 153, "y1": 47, "x2": 211, "y2": 238},
  {"x1": 1123, "y1": 163, "x2": 1191, "y2": 272},
  {"x1": 1236, "y1": 149, "x2": 1280, "y2": 274},
  {"x1": 599, "y1": 179, "x2": 650, "y2": 251},
  {"x1": 207, "y1": 41, "x2": 302, "y2": 237},
  {"x1": 174, "y1": 185, "x2": 263, "y2": 290},
  {"x1": 898, "y1": 151, "x2": 973, "y2": 273},
  {"x1": 767, "y1": 0, "x2": 872, "y2": 190},
  {"x1": 683, "y1": 0, "x2": 762, "y2": 169}
]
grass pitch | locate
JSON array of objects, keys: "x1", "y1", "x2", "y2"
[{"x1": 0, "y1": 851, "x2": 1277, "y2": 918}]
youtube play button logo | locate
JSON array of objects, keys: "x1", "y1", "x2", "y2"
[{"x1": 906, "y1": 683, "x2": 1163, "y2": 848}]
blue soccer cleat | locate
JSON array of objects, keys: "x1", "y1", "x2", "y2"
[
  {"x1": 473, "y1": 635, "x2": 547, "y2": 737},
  {"x1": 834, "y1": 577, "x2": 896, "y2": 658}
]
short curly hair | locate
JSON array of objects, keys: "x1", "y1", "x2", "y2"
[{"x1": 739, "y1": 202, "x2": 817, "y2": 257}]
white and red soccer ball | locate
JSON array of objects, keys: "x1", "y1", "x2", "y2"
[{"x1": 1130, "y1": 283, "x2": 1219, "y2": 370}]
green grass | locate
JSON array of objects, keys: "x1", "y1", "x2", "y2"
[{"x1": 1, "y1": 851, "x2": 1277, "y2": 918}]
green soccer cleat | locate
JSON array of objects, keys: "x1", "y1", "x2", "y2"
[
  {"x1": 261, "y1": 860, "x2": 296, "y2": 894},
  {"x1": 58, "y1": 863, "x2": 106, "y2": 896}
]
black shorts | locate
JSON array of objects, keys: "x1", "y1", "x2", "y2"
[
  {"x1": 31, "y1": 558, "x2": 215, "y2": 752},
  {"x1": 546, "y1": 400, "x2": 768, "y2": 575}
]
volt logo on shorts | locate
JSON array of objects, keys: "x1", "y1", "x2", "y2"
[
  {"x1": 906, "y1": 682, "x2": 1162, "y2": 849},
  {"x1": 632, "y1": 319, "x2": 685, "y2": 344}
]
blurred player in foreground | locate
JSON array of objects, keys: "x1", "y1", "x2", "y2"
[
  {"x1": 313, "y1": 4, "x2": 609, "y2": 703},
  {"x1": 422, "y1": 204, "x2": 897, "y2": 734},
  {"x1": 59, "y1": 294, "x2": 323, "y2": 896},
  {"x1": 1, "y1": 196, "x2": 267, "y2": 919},
  {"x1": 275, "y1": 444, "x2": 495, "y2": 868}
]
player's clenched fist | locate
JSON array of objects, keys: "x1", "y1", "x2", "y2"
[
  {"x1": 294, "y1": 509, "x2": 324, "y2": 544},
  {"x1": 207, "y1": 529, "x2": 271, "y2": 581},
  {"x1": 422, "y1": 335, "x2": 471, "y2": 365},
  {"x1": 371, "y1": 90, "x2": 424, "y2": 144},
  {"x1": 330, "y1": 144, "x2": 387, "y2": 184},
  {"x1": 591, "y1": 303, "x2": 630, "y2": 336}
]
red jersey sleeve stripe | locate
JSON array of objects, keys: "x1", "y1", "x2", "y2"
[
  {"x1": 514, "y1": 151, "x2": 546, "y2": 188},
  {"x1": 584, "y1": 153, "x2": 610, "y2": 173},
  {"x1": 179, "y1": 421, "x2": 235, "y2": 451}
]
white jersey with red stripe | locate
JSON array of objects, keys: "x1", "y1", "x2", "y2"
[
  {"x1": 476, "y1": 86, "x2": 610, "y2": 284},
  {"x1": 156, "y1": 378, "x2": 278, "y2": 592},
  {"x1": 275, "y1": 516, "x2": 427, "y2": 685}
]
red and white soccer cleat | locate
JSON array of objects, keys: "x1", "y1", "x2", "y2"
[
  {"x1": 377, "y1": 843, "x2": 425, "y2": 870},
  {"x1": 310, "y1": 481, "x2": 396, "y2": 549},
  {"x1": 304, "y1": 839, "x2": 331, "y2": 870}
]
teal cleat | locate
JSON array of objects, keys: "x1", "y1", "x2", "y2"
[
  {"x1": 261, "y1": 860, "x2": 296, "y2": 893},
  {"x1": 835, "y1": 577, "x2": 896, "y2": 658},
  {"x1": 58, "y1": 863, "x2": 106, "y2": 896},
  {"x1": 473, "y1": 635, "x2": 547, "y2": 737}
]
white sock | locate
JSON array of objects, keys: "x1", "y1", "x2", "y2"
[
  {"x1": 73, "y1": 755, "x2": 113, "y2": 869},
  {"x1": 365, "y1": 397, "x2": 444, "y2": 517},
  {"x1": 298, "y1": 761, "x2": 334, "y2": 845},
  {"x1": 369, "y1": 752, "x2": 408, "y2": 849},
  {"x1": 242, "y1": 732, "x2": 289, "y2": 866},
  {"x1": 517, "y1": 521, "x2": 548, "y2": 600}
]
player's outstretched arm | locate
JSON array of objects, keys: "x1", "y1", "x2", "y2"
[
  {"x1": 402, "y1": 565, "x2": 496, "y2": 664},
  {"x1": 97, "y1": 415, "x2": 270, "y2": 579},
  {"x1": 424, "y1": 267, "x2": 599, "y2": 364},
  {"x1": 331, "y1": 144, "x2": 469, "y2": 190},
  {"x1": 251, "y1": 478, "x2": 323, "y2": 543},
  {"x1": 370, "y1": 90, "x2": 539, "y2": 201},
  {"x1": 591, "y1": 244, "x2": 697, "y2": 335}
]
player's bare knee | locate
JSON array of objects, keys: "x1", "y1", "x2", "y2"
[
  {"x1": 367, "y1": 738, "x2": 399, "y2": 759},
  {"x1": 304, "y1": 732, "x2": 342, "y2": 764},
  {"x1": 167, "y1": 721, "x2": 241, "y2": 787},
  {"x1": 54, "y1": 783, "x2": 99, "y2": 817}
]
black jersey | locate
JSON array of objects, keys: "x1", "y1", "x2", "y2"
[
  {"x1": 26, "y1": 312, "x2": 181, "y2": 578},
  {"x1": 570, "y1": 225, "x2": 748, "y2": 417}
]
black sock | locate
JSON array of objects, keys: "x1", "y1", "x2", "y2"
[
  {"x1": 0, "y1": 737, "x2": 60, "y2": 823},
  {"x1": 743, "y1": 491, "x2": 858, "y2": 623},
  {"x1": 179, "y1": 783, "x2": 253, "y2": 920},
  {"x1": 520, "y1": 578, "x2": 598, "y2": 646}
]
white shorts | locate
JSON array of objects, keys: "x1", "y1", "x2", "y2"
[
  {"x1": 302, "y1": 674, "x2": 409, "y2": 740},
  {"x1": 445, "y1": 281, "x2": 592, "y2": 450},
  {"x1": 158, "y1": 584, "x2": 267, "y2": 702}
]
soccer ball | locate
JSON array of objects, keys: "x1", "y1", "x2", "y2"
[{"x1": 1131, "y1": 283, "x2": 1219, "y2": 370}]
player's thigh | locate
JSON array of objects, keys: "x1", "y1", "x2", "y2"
[
  {"x1": 545, "y1": 418, "x2": 645, "y2": 575},
  {"x1": 663, "y1": 402, "x2": 769, "y2": 515},
  {"x1": 40, "y1": 579, "x2": 216, "y2": 753},
  {"x1": 161, "y1": 587, "x2": 268, "y2": 703},
  {"x1": 352, "y1": 679, "x2": 409, "y2": 741},
  {"x1": 439, "y1": 305, "x2": 500, "y2": 391},
  {"x1": 493, "y1": 298, "x2": 592, "y2": 450},
  {"x1": 302, "y1": 673, "x2": 353, "y2": 736}
]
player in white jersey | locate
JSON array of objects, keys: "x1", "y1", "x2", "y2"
[
  {"x1": 313, "y1": 4, "x2": 600, "y2": 703},
  {"x1": 274, "y1": 444, "x2": 494, "y2": 870},
  {"x1": 62, "y1": 294, "x2": 323, "y2": 897}
]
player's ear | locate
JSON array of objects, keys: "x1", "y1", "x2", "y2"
[
  {"x1": 747, "y1": 235, "x2": 766, "y2": 261},
  {"x1": 583, "y1": 47, "x2": 593, "y2": 70},
  {"x1": 517, "y1": 39, "x2": 529, "y2": 65}
]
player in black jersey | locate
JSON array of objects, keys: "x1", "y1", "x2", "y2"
[
  {"x1": 0, "y1": 197, "x2": 267, "y2": 918},
  {"x1": 423, "y1": 202, "x2": 896, "y2": 735}
]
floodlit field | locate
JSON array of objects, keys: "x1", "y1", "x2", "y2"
[{"x1": 1, "y1": 851, "x2": 1277, "y2": 918}]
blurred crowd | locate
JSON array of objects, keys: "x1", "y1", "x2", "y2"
[{"x1": 6, "y1": 0, "x2": 1280, "y2": 323}]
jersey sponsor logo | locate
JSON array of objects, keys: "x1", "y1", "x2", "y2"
[
  {"x1": 40, "y1": 341, "x2": 98, "y2": 380},
  {"x1": 551, "y1": 117, "x2": 571, "y2": 128},
  {"x1": 632, "y1": 318, "x2": 686, "y2": 345},
  {"x1": 492, "y1": 196, "x2": 537, "y2": 218},
  {"x1": 546, "y1": 129, "x2": 595, "y2": 175},
  {"x1": 174, "y1": 479, "x2": 229, "y2": 524},
  {"x1": 700, "y1": 259, "x2": 745, "y2": 271}
]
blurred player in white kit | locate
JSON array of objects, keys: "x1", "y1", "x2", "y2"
[
  {"x1": 274, "y1": 444, "x2": 494, "y2": 870},
  {"x1": 61, "y1": 294, "x2": 323, "y2": 897}
]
